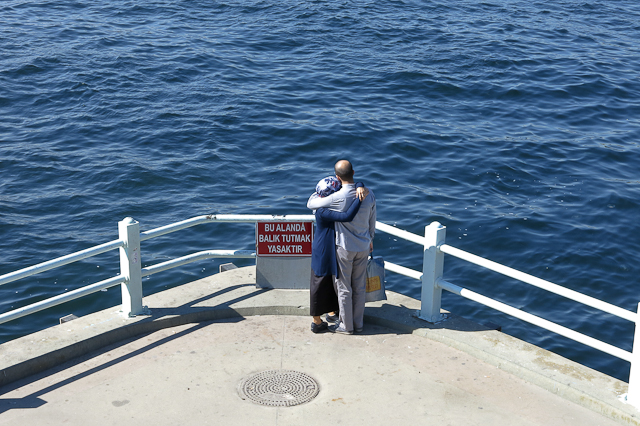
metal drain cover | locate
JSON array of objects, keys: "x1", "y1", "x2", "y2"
[{"x1": 238, "y1": 369, "x2": 320, "y2": 407}]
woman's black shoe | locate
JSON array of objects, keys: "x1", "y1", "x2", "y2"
[{"x1": 311, "y1": 321, "x2": 329, "y2": 333}]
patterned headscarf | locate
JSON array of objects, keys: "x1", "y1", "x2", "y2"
[{"x1": 315, "y1": 176, "x2": 342, "y2": 198}]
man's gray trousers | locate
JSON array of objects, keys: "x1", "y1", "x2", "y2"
[{"x1": 335, "y1": 247, "x2": 369, "y2": 332}]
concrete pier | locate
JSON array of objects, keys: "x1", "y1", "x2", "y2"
[{"x1": 0, "y1": 266, "x2": 637, "y2": 425}]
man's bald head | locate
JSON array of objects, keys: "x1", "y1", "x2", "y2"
[{"x1": 335, "y1": 160, "x2": 354, "y2": 183}]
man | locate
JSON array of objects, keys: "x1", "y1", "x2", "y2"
[{"x1": 307, "y1": 160, "x2": 376, "y2": 334}]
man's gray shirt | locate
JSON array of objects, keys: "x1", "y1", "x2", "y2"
[{"x1": 307, "y1": 183, "x2": 376, "y2": 253}]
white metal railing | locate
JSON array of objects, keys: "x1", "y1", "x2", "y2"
[
  {"x1": 0, "y1": 239, "x2": 125, "y2": 287},
  {"x1": 375, "y1": 220, "x2": 640, "y2": 409},
  {"x1": 2, "y1": 215, "x2": 639, "y2": 408},
  {"x1": 0, "y1": 214, "x2": 315, "y2": 326},
  {"x1": 439, "y1": 243, "x2": 636, "y2": 322}
]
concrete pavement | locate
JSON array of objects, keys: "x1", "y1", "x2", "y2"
[{"x1": 0, "y1": 316, "x2": 625, "y2": 426}]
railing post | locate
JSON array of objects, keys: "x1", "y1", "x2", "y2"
[
  {"x1": 626, "y1": 303, "x2": 640, "y2": 408},
  {"x1": 118, "y1": 217, "x2": 146, "y2": 317},
  {"x1": 418, "y1": 221, "x2": 446, "y2": 323}
]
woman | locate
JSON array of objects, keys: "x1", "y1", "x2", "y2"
[{"x1": 310, "y1": 177, "x2": 369, "y2": 333}]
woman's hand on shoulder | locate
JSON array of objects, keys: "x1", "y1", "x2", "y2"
[{"x1": 356, "y1": 186, "x2": 369, "y2": 201}]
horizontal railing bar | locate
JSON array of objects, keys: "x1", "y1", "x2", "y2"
[
  {"x1": 0, "y1": 275, "x2": 126, "y2": 326},
  {"x1": 0, "y1": 239, "x2": 124, "y2": 287},
  {"x1": 384, "y1": 261, "x2": 422, "y2": 281},
  {"x1": 140, "y1": 216, "x2": 209, "y2": 242},
  {"x1": 140, "y1": 214, "x2": 316, "y2": 242},
  {"x1": 141, "y1": 250, "x2": 256, "y2": 277},
  {"x1": 438, "y1": 279, "x2": 633, "y2": 362},
  {"x1": 439, "y1": 244, "x2": 636, "y2": 323},
  {"x1": 375, "y1": 222, "x2": 426, "y2": 246},
  {"x1": 208, "y1": 214, "x2": 315, "y2": 222}
]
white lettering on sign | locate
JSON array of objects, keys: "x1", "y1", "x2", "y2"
[
  {"x1": 258, "y1": 234, "x2": 280, "y2": 243},
  {"x1": 274, "y1": 223, "x2": 307, "y2": 232},
  {"x1": 280, "y1": 234, "x2": 311, "y2": 243},
  {"x1": 267, "y1": 245, "x2": 304, "y2": 254}
]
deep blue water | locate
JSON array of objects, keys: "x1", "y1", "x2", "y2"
[{"x1": 1, "y1": 0, "x2": 640, "y2": 381}]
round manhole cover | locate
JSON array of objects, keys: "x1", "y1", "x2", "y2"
[{"x1": 238, "y1": 369, "x2": 320, "y2": 407}]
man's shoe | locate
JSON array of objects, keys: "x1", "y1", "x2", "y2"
[
  {"x1": 329, "y1": 322, "x2": 353, "y2": 335},
  {"x1": 355, "y1": 327, "x2": 364, "y2": 333},
  {"x1": 311, "y1": 321, "x2": 328, "y2": 333},
  {"x1": 325, "y1": 313, "x2": 339, "y2": 323}
]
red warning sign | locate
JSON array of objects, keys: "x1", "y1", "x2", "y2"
[{"x1": 256, "y1": 221, "x2": 313, "y2": 257}]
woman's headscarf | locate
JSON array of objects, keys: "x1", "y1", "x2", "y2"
[{"x1": 315, "y1": 176, "x2": 341, "y2": 198}]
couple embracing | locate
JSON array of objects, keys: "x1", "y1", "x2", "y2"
[{"x1": 307, "y1": 160, "x2": 377, "y2": 334}]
